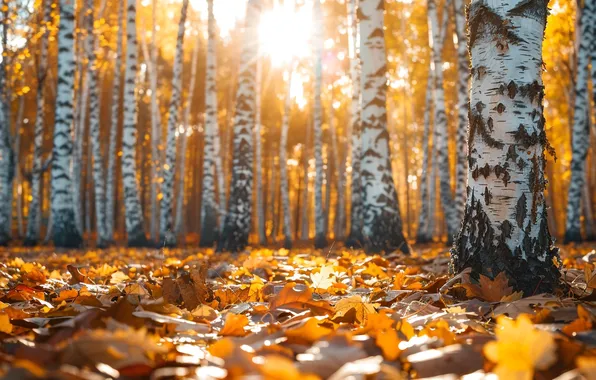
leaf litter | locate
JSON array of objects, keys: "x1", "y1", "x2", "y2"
[{"x1": 0, "y1": 244, "x2": 595, "y2": 379}]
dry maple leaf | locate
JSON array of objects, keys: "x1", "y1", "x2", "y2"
[
  {"x1": 333, "y1": 295, "x2": 377, "y2": 324},
  {"x1": 285, "y1": 317, "x2": 333, "y2": 344},
  {"x1": 376, "y1": 328, "x2": 400, "y2": 360},
  {"x1": 255, "y1": 355, "x2": 320, "y2": 380},
  {"x1": 461, "y1": 272, "x2": 521, "y2": 302},
  {"x1": 0, "y1": 313, "x2": 12, "y2": 334},
  {"x1": 269, "y1": 282, "x2": 333, "y2": 314},
  {"x1": 310, "y1": 265, "x2": 336, "y2": 290},
  {"x1": 484, "y1": 314, "x2": 556, "y2": 380},
  {"x1": 219, "y1": 313, "x2": 249, "y2": 337}
]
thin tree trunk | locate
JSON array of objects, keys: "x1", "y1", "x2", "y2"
[
  {"x1": 255, "y1": 57, "x2": 267, "y2": 245},
  {"x1": 301, "y1": 119, "x2": 311, "y2": 241},
  {"x1": 359, "y1": 0, "x2": 409, "y2": 254},
  {"x1": 0, "y1": 2, "x2": 12, "y2": 246},
  {"x1": 14, "y1": 94, "x2": 25, "y2": 238},
  {"x1": 583, "y1": 182, "x2": 595, "y2": 240},
  {"x1": 346, "y1": 0, "x2": 363, "y2": 247},
  {"x1": 148, "y1": 0, "x2": 161, "y2": 242},
  {"x1": 279, "y1": 68, "x2": 293, "y2": 248},
  {"x1": 200, "y1": 0, "x2": 221, "y2": 247},
  {"x1": 330, "y1": 98, "x2": 345, "y2": 240},
  {"x1": 452, "y1": 0, "x2": 560, "y2": 294},
  {"x1": 564, "y1": 0, "x2": 593, "y2": 243},
  {"x1": 175, "y1": 34, "x2": 200, "y2": 238},
  {"x1": 416, "y1": 74, "x2": 434, "y2": 243},
  {"x1": 159, "y1": 0, "x2": 189, "y2": 247},
  {"x1": 217, "y1": 0, "x2": 261, "y2": 252},
  {"x1": 105, "y1": 0, "x2": 124, "y2": 244},
  {"x1": 25, "y1": 0, "x2": 52, "y2": 245},
  {"x1": 121, "y1": 0, "x2": 148, "y2": 247}
]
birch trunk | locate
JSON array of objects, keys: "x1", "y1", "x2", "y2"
[
  {"x1": 313, "y1": 0, "x2": 327, "y2": 248},
  {"x1": 453, "y1": 0, "x2": 470, "y2": 222},
  {"x1": 149, "y1": 0, "x2": 161, "y2": 242},
  {"x1": 279, "y1": 69, "x2": 293, "y2": 248},
  {"x1": 255, "y1": 57, "x2": 267, "y2": 245},
  {"x1": 564, "y1": 0, "x2": 593, "y2": 243},
  {"x1": 330, "y1": 100, "x2": 346, "y2": 239},
  {"x1": 428, "y1": 0, "x2": 458, "y2": 242},
  {"x1": 50, "y1": 0, "x2": 82, "y2": 248},
  {"x1": 25, "y1": 0, "x2": 52, "y2": 245},
  {"x1": 200, "y1": 0, "x2": 221, "y2": 247},
  {"x1": 175, "y1": 34, "x2": 200, "y2": 238},
  {"x1": 0, "y1": 11, "x2": 12, "y2": 246},
  {"x1": 105, "y1": 0, "x2": 124, "y2": 243},
  {"x1": 159, "y1": 0, "x2": 189, "y2": 247},
  {"x1": 301, "y1": 121, "x2": 311, "y2": 241},
  {"x1": 416, "y1": 74, "x2": 434, "y2": 243},
  {"x1": 359, "y1": 0, "x2": 409, "y2": 254},
  {"x1": 13, "y1": 95, "x2": 24, "y2": 238},
  {"x1": 451, "y1": 0, "x2": 559, "y2": 294},
  {"x1": 121, "y1": 0, "x2": 148, "y2": 247},
  {"x1": 217, "y1": 0, "x2": 261, "y2": 252},
  {"x1": 346, "y1": 0, "x2": 364, "y2": 248}
]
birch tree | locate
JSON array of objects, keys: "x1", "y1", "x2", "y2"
[
  {"x1": 416, "y1": 74, "x2": 434, "y2": 243},
  {"x1": 160, "y1": 0, "x2": 189, "y2": 247},
  {"x1": 279, "y1": 67, "x2": 294, "y2": 248},
  {"x1": 313, "y1": 0, "x2": 327, "y2": 248},
  {"x1": 149, "y1": 0, "x2": 161, "y2": 242},
  {"x1": 428, "y1": 0, "x2": 458, "y2": 241},
  {"x1": 255, "y1": 58, "x2": 267, "y2": 245},
  {"x1": 121, "y1": 0, "x2": 148, "y2": 247},
  {"x1": 200, "y1": 0, "x2": 221, "y2": 247},
  {"x1": 346, "y1": 0, "x2": 363, "y2": 247},
  {"x1": 451, "y1": 0, "x2": 560, "y2": 294},
  {"x1": 25, "y1": 0, "x2": 52, "y2": 245},
  {"x1": 105, "y1": 0, "x2": 125, "y2": 242},
  {"x1": 564, "y1": 0, "x2": 593, "y2": 243},
  {"x1": 359, "y1": 0, "x2": 409, "y2": 254},
  {"x1": 50, "y1": 0, "x2": 82, "y2": 248},
  {"x1": 0, "y1": 19, "x2": 12, "y2": 246},
  {"x1": 217, "y1": 0, "x2": 261, "y2": 252}
]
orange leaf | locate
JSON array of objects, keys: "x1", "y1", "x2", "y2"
[
  {"x1": 219, "y1": 313, "x2": 249, "y2": 337},
  {"x1": 55, "y1": 289, "x2": 79, "y2": 302},
  {"x1": 0, "y1": 313, "x2": 12, "y2": 334},
  {"x1": 461, "y1": 272, "x2": 516, "y2": 302},
  {"x1": 376, "y1": 328, "x2": 400, "y2": 361},
  {"x1": 269, "y1": 282, "x2": 333, "y2": 314},
  {"x1": 285, "y1": 317, "x2": 333, "y2": 344}
]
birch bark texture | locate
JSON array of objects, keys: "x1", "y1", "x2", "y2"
[
  {"x1": 50, "y1": 0, "x2": 82, "y2": 248},
  {"x1": 105, "y1": 0, "x2": 125, "y2": 242},
  {"x1": 160, "y1": 0, "x2": 189, "y2": 247},
  {"x1": 200, "y1": 0, "x2": 221, "y2": 247},
  {"x1": 121, "y1": 0, "x2": 148, "y2": 247},
  {"x1": 25, "y1": 0, "x2": 52, "y2": 245},
  {"x1": 358, "y1": 0, "x2": 409, "y2": 254},
  {"x1": 416, "y1": 74, "x2": 434, "y2": 243},
  {"x1": 451, "y1": 0, "x2": 560, "y2": 294},
  {"x1": 564, "y1": 0, "x2": 594, "y2": 243},
  {"x1": 346, "y1": 0, "x2": 364, "y2": 248},
  {"x1": 279, "y1": 68, "x2": 294, "y2": 248},
  {"x1": 217, "y1": 0, "x2": 261, "y2": 252},
  {"x1": 255, "y1": 57, "x2": 267, "y2": 245},
  {"x1": 313, "y1": 0, "x2": 327, "y2": 248}
]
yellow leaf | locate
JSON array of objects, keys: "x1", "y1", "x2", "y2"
[
  {"x1": 219, "y1": 313, "x2": 249, "y2": 337},
  {"x1": 285, "y1": 317, "x2": 332, "y2": 344},
  {"x1": 333, "y1": 295, "x2": 377, "y2": 324},
  {"x1": 208, "y1": 338, "x2": 235, "y2": 358},
  {"x1": 376, "y1": 328, "x2": 400, "y2": 361},
  {"x1": 310, "y1": 265, "x2": 336, "y2": 290},
  {"x1": 256, "y1": 355, "x2": 320, "y2": 380},
  {"x1": 483, "y1": 315, "x2": 556, "y2": 380},
  {"x1": 0, "y1": 313, "x2": 12, "y2": 334}
]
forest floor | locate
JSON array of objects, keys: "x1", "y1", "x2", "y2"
[{"x1": 0, "y1": 243, "x2": 595, "y2": 379}]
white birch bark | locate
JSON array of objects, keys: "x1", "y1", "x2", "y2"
[
  {"x1": 428, "y1": 0, "x2": 458, "y2": 241},
  {"x1": 255, "y1": 57, "x2": 267, "y2": 245},
  {"x1": 175, "y1": 34, "x2": 200, "y2": 237},
  {"x1": 0, "y1": 8, "x2": 12, "y2": 246},
  {"x1": 105, "y1": 0, "x2": 124, "y2": 243},
  {"x1": 564, "y1": 0, "x2": 593, "y2": 242},
  {"x1": 300, "y1": 121, "x2": 311, "y2": 241},
  {"x1": 217, "y1": 0, "x2": 261, "y2": 252},
  {"x1": 359, "y1": 0, "x2": 409, "y2": 254},
  {"x1": 121, "y1": 0, "x2": 147, "y2": 246},
  {"x1": 453, "y1": 0, "x2": 470, "y2": 223},
  {"x1": 279, "y1": 68, "x2": 294, "y2": 248},
  {"x1": 149, "y1": 0, "x2": 161, "y2": 242},
  {"x1": 346, "y1": 0, "x2": 364, "y2": 247},
  {"x1": 313, "y1": 0, "x2": 327, "y2": 248},
  {"x1": 416, "y1": 73, "x2": 434, "y2": 243},
  {"x1": 330, "y1": 99, "x2": 346, "y2": 239},
  {"x1": 200, "y1": 0, "x2": 221, "y2": 247},
  {"x1": 50, "y1": 0, "x2": 82, "y2": 248},
  {"x1": 159, "y1": 0, "x2": 189, "y2": 247},
  {"x1": 25, "y1": 0, "x2": 52, "y2": 245},
  {"x1": 451, "y1": 0, "x2": 559, "y2": 294}
]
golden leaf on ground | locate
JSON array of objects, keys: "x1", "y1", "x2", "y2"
[
  {"x1": 419, "y1": 319, "x2": 456, "y2": 345},
  {"x1": 562, "y1": 304, "x2": 594, "y2": 335},
  {"x1": 376, "y1": 328, "x2": 400, "y2": 360},
  {"x1": 333, "y1": 295, "x2": 377, "y2": 324},
  {"x1": 269, "y1": 282, "x2": 333, "y2": 314},
  {"x1": 191, "y1": 304, "x2": 218, "y2": 321},
  {"x1": 285, "y1": 317, "x2": 333, "y2": 344},
  {"x1": 55, "y1": 289, "x2": 79, "y2": 302},
  {"x1": 257, "y1": 355, "x2": 320, "y2": 380},
  {"x1": 584, "y1": 263, "x2": 596, "y2": 289},
  {"x1": 208, "y1": 338, "x2": 235, "y2": 358},
  {"x1": 484, "y1": 315, "x2": 556, "y2": 380},
  {"x1": 219, "y1": 313, "x2": 249, "y2": 337},
  {"x1": 0, "y1": 313, "x2": 12, "y2": 334},
  {"x1": 310, "y1": 265, "x2": 336, "y2": 290},
  {"x1": 461, "y1": 272, "x2": 517, "y2": 302}
]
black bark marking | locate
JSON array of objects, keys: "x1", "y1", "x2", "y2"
[
  {"x1": 483, "y1": 186, "x2": 492, "y2": 205},
  {"x1": 468, "y1": 1, "x2": 523, "y2": 50},
  {"x1": 496, "y1": 103, "x2": 506, "y2": 113},
  {"x1": 515, "y1": 193, "x2": 526, "y2": 228}
]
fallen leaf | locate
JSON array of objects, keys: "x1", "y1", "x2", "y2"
[
  {"x1": 461, "y1": 272, "x2": 517, "y2": 302},
  {"x1": 285, "y1": 317, "x2": 333, "y2": 344},
  {"x1": 219, "y1": 313, "x2": 249, "y2": 337},
  {"x1": 333, "y1": 295, "x2": 377, "y2": 324}
]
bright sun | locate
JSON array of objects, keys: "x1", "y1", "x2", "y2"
[{"x1": 258, "y1": 1, "x2": 313, "y2": 66}]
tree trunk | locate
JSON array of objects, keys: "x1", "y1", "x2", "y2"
[
  {"x1": 255, "y1": 57, "x2": 267, "y2": 245},
  {"x1": 313, "y1": 0, "x2": 327, "y2": 249},
  {"x1": 428, "y1": 0, "x2": 458, "y2": 242},
  {"x1": 346, "y1": 0, "x2": 364, "y2": 248},
  {"x1": 159, "y1": 0, "x2": 189, "y2": 247},
  {"x1": 416, "y1": 74, "x2": 434, "y2": 243},
  {"x1": 217, "y1": 0, "x2": 261, "y2": 252},
  {"x1": 451, "y1": 0, "x2": 560, "y2": 294},
  {"x1": 25, "y1": 0, "x2": 52, "y2": 245},
  {"x1": 175, "y1": 34, "x2": 200, "y2": 238},
  {"x1": 200, "y1": 0, "x2": 221, "y2": 247},
  {"x1": 300, "y1": 120, "x2": 311, "y2": 241},
  {"x1": 148, "y1": 0, "x2": 161, "y2": 242},
  {"x1": 564, "y1": 0, "x2": 593, "y2": 243},
  {"x1": 359, "y1": 0, "x2": 409, "y2": 254},
  {"x1": 280, "y1": 68, "x2": 294, "y2": 248},
  {"x1": 330, "y1": 98, "x2": 346, "y2": 240},
  {"x1": 50, "y1": 0, "x2": 83, "y2": 248},
  {"x1": 453, "y1": 0, "x2": 470, "y2": 223},
  {"x1": 121, "y1": 0, "x2": 148, "y2": 247},
  {"x1": 105, "y1": 0, "x2": 124, "y2": 244}
]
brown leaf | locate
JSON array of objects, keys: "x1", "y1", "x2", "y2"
[{"x1": 461, "y1": 272, "x2": 517, "y2": 302}]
